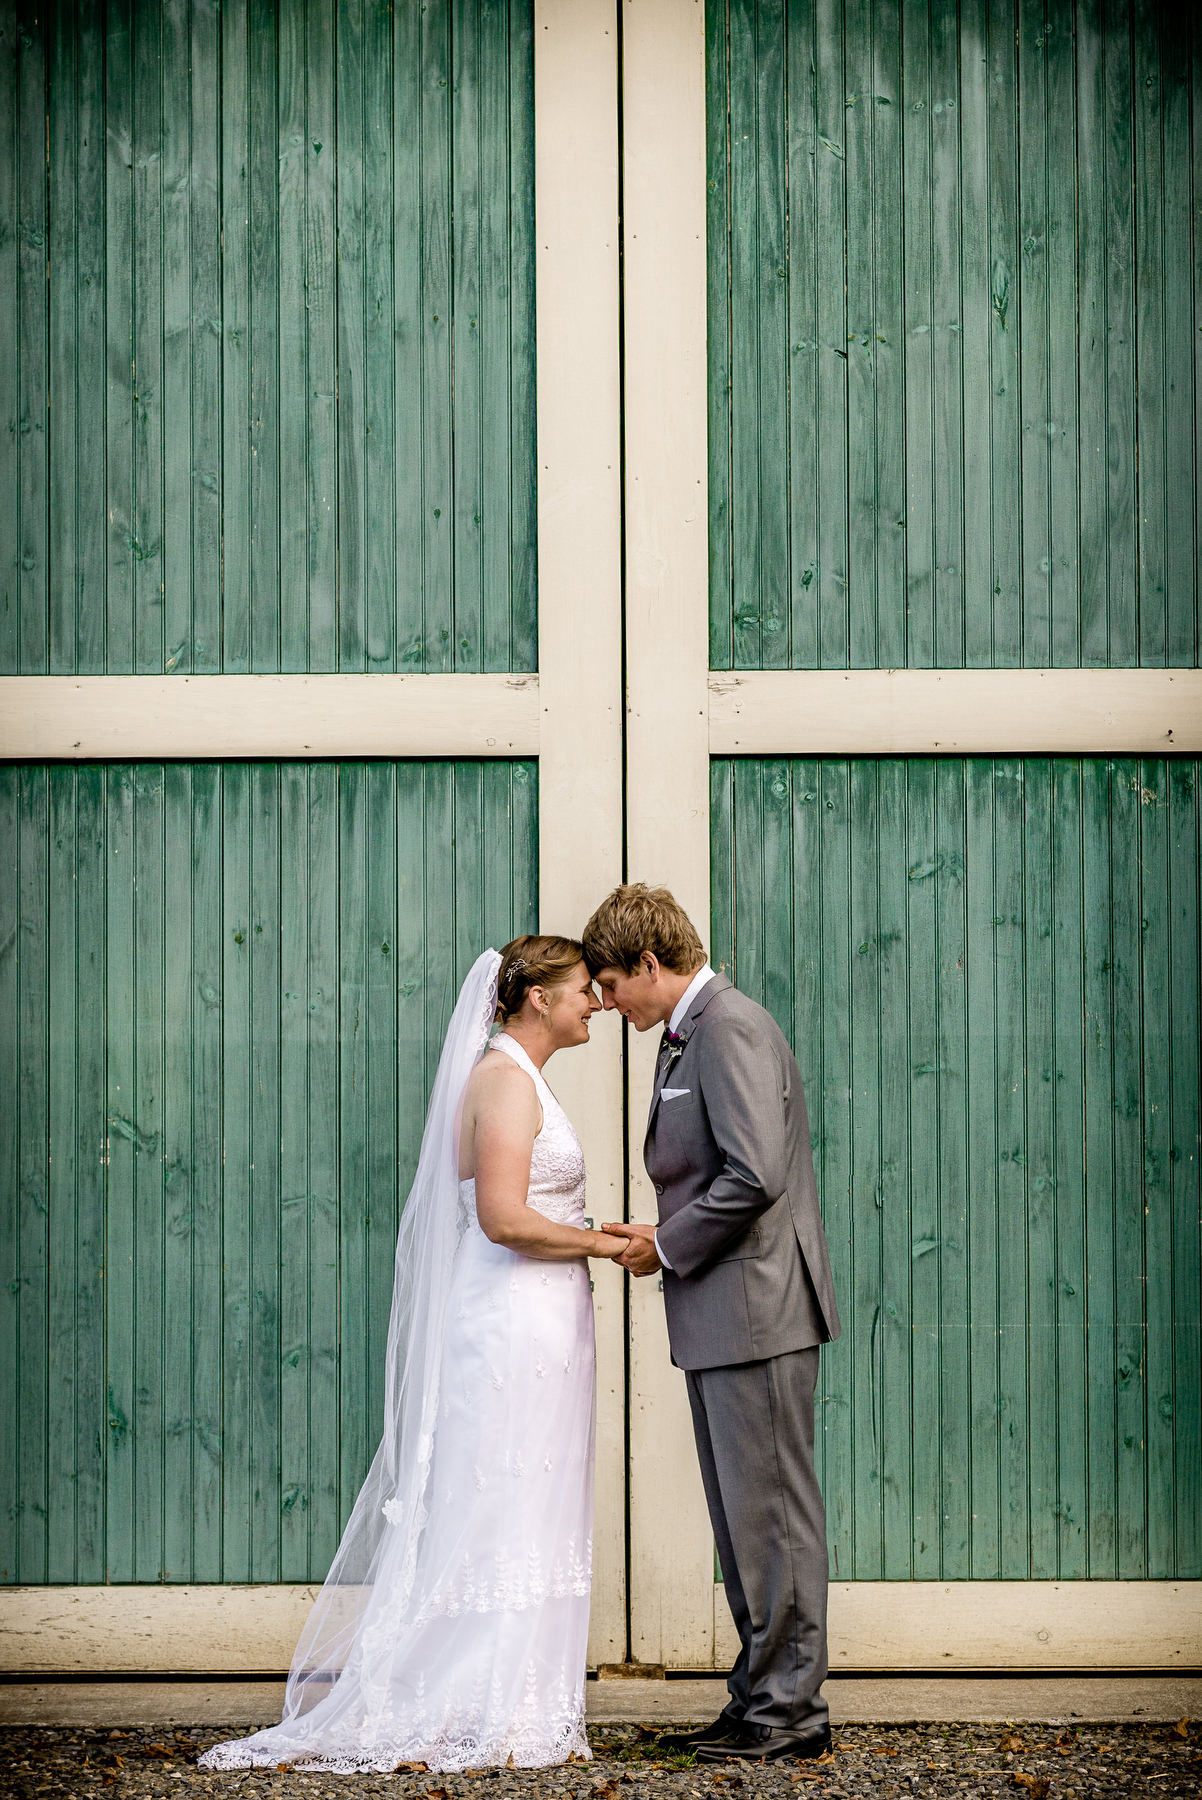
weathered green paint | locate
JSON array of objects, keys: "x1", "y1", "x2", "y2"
[
  {"x1": 711, "y1": 756, "x2": 1201, "y2": 1579},
  {"x1": 0, "y1": 759, "x2": 537, "y2": 1583},
  {"x1": 0, "y1": 0, "x2": 536, "y2": 675},
  {"x1": 707, "y1": 0, "x2": 1199, "y2": 669}
]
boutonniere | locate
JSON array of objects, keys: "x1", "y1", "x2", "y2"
[{"x1": 664, "y1": 1029, "x2": 686, "y2": 1070}]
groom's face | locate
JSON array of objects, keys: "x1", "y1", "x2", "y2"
[{"x1": 592, "y1": 954, "x2": 670, "y2": 1033}]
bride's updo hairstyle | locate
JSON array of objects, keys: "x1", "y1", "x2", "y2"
[{"x1": 494, "y1": 934, "x2": 585, "y2": 1026}]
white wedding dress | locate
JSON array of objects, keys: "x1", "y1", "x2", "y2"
[{"x1": 199, "y1": 1028, "x2": 596, "y2": 1774}]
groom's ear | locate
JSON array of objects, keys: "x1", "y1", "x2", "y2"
[{"x1": 640, "y1": 951, "x2": 661, "y2": 983}]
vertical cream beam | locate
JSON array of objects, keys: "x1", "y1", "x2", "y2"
[
  {"x1": 622, "y1": 0, "x2": 716, "y2": 1668},
  {"x1": 534, "y1": 0, "x2": 626, "y2": 1665}
]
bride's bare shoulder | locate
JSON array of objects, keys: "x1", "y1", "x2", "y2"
[{"x1": 464, "y1": 1047, "x2": 538, "y2": 1115}]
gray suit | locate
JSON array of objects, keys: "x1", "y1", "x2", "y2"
[{"x1": 646, "y1": 974, "x2": 840, "y2": 1734}]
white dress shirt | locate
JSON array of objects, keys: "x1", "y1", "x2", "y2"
[{"x1": 653, "y1": 963, "x2": 715, "y2": 1269}]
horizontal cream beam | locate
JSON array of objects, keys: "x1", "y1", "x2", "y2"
[
  {"x1": 723, "y1": 1581, "x2": 1202, "y2": 1673},
  {"x1": 0, "y1": 674, "x2": 541, "y2": 760},
  {"x1": 4, "y1": 670, "x2": 1196, "y2": 761},
  {"x1": 709, "y1": 669, "x2": 1202, "y2": 755},
  {"x1": 2, "y1": 1583, "x2": 1196, "y2": 1674}
]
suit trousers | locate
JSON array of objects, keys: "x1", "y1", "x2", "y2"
[{"x1": 684, "y1": 1346, "x2": 828, "y2": 1734}]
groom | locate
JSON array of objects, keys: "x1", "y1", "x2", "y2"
[{"x1": 583, "y1": 884, "x2": 840, "y2": 1763}]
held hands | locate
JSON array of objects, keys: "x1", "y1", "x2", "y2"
[
  {"x1": 599, "y1": 1220, "x2": 663, "y2": 1277},
  {"x1": 589, "y1": 1228, "x2": 635, "y2": 1260}
]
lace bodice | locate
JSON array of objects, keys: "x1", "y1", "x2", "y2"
[{"x1": 461, "y1": 1031, "x2": 586, "y2": 1226}]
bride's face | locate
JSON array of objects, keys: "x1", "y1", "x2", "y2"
[{"x1": 538, "y1": 960, "x2": 602, "y2": 1048}]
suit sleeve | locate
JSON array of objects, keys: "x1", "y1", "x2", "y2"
[{"x1": 653, "y1": 1012, "x2": 788, "y2": 1279}]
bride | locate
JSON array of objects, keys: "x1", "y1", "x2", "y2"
[{"x1": 199, "y1": 936, "x2": 628, "y2": 1775}]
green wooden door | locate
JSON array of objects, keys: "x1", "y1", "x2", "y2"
[
  {"x1": 0, "y1": 0, "x2": 540, "y2": 1586},
  {"x1": 711, "y1": 754, "x2": 1200, "y2": 1579},
  {"x1": 707, "y1": 0, "x2": 1200, "y2": 1584}
]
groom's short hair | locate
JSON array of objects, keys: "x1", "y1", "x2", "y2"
[{"x1": 582, "y1": 883, "x2": 706, "y2": 976}]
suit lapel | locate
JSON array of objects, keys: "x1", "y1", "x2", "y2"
[{"x1": 644, "y1": 973, "x2": 733, "y2": 1141}]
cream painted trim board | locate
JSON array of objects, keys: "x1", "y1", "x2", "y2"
[
  {"x1": 534, "y1": 0, "x2": 625, "y2": 1665},
  {"x1": 0, "y1": 674, "x2": 540, "y2": 760},
  {"x1": 620, "y1": 0, "x2": 714, "y2": 1671},
  {"x1": 710, "y1": 668, "x2": 1202, "y2": 755},
  {"x1": 5, "y1": 668, "x2": 1193, "y2": 763},
  {"x1": 2, "y1": 1584, "x2": 1196, "y2": 1674}
]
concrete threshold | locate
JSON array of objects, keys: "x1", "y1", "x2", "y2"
[{"x1": 1, "y1": 1676, "x2": 1199, "y2": 1730}]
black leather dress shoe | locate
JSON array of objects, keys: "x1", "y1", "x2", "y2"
[
  {"x1": 695, "y1": 1720, "x2": 832, "y2": 1762},
  {"x1": 655, "y1": 1708, "x2": 744, "y2": 1752}
]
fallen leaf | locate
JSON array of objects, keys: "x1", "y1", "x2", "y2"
[
  {"x1": 816, "y1": 1752, "x2": 836, "y2": 1764},
  {"x1": 873, "y1": 1746, "x2": 899, "y2": 1756},
  {"x1": 425, "y1": 1787, "x2": 450, "y2": 1799},
  {"x1": 999, "y1": 1733, "x2": 1025, "y2": 1753},
  {"x1": 1175, "y1": 1717, "x2": 1191, "y2": 1738},
  {"x1": 836, "y1": 1741, "x2": 856, "y2": 1750},
  {"x1": 1010, "y1": 1775, "x2": 1050, "y2": 1798}
]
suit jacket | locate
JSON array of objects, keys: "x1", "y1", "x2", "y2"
[{"x1": 646, "y1": 973, "x2": 840, "y2": 1371}]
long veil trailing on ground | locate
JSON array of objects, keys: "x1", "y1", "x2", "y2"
[{"x1": 199, "y1": 948, "x2": 504, "y2": 1770}]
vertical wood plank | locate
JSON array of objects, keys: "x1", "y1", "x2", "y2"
[
  {"x1": 1169, "y1": 761, "x2": 1202, "y2": 1574},
  {"x1": 421, "y1": 0, "x2": 453, "y2": 674},
  {"x1": 707, "y1": 0, "x2": 734, "y2": 671},
  {"x1": 304, "y1": 0, "x2": 338, "y2": 673},
  {"x1": 1051, "y1": 758, "x2": 1088, "y2": 1576},
  {"x1": 1022, "y1": 757, "x2": 1058, "y2": 1576},
  {"x1": 1082, "y1": 755, "x2": 1117, "y2": 1573},
  {"x1": 221, "y1": 0, "x2": 252, "y2": 672},
  {"x1": 964, "y1": 757, "x2": 1001, "y2": 1575},
  {"x1": 17, "y1": 4, "x2": 48, "y2": 673},
  {"x1": 248, "y1": 761, "x2": 283, "y2": 1578},
  {"x1": 74, "y1": 764, "x2": 108, "y2": 1578},
  {"x1": 131, "y1": 0, "x2": 164, "y2": 674},
  {"x1": 220, "y1": 764, "x2": 254, "y2": 1578},
  {"x1": 934, "y1": 761, "x2": 970, "y2": 1572},
  {"x1": 0, "y1": 11, "x2": 18, "y2": 673},
  {"x1": 16, "y1": 769, "x2": 49, "y2": 1578},
  {"x1": 1139, "y1": 756, "x2": 1174, "y2": 1577},
  {"x1": 303, "y1": 762, "x2": 339, "y2": 1571},
  {"x1": 1110, "y1": 757, "x2": 1147, "y2": 1574},
  {"x1": 190, "y1": 764, "x2": 224, "y2": 1578},
  {"x1": 451, "y1": 0, "x2": 484, "y2": 670},
  {"x1": 103, "y1": 767, "x2": 136, "y2": 1580},
  {"x1": 1076, "y1": 0, "x2": 1110, "y2": 667},
  {"x1": 0, "y1": 768, "x2": 18, "y2": 1577},
  {"x1": 161, "y1": 762, "x2": 195, "y2": 1579},
  {"x1": 960, "y1": 0, "x2": 995, "y2": 669},
  {"x1": 504, "y1": 0, "x2": 537, "y2": 674},
  {"x1": 46, "y1": 768, "x2": 80, "y2": 1579},
  {"x1": 335, "y1": 0, "x2": 367, "y2": 672},
  {"x1": 1103, "y1": 8, "x2": 1137, "y2": 666},
  {"x1": 248, "y1": 0, "x2": 282, "y2": 672},
  {"x1": 814, "y1": 0, "x2": 849, "y2": 667},
  {"x1": 160, "y1": 0, "x2": 193, "y2": 673},
  {"x1": 362, "y1": 0, "x2": 395, "y2": 671},
  {"x1": 190, "y1": 0, "x2": 221, "y2": 672},
  {"x1": 47, "y1": 9, "x2": 79, "y2": 674},
  {"x1": 391, "y1": 0, "x2": 422, "y2": 671},
  {"x1": 132, "y1": 766, "x2": 166, "y2": 1580},
  {"x1": 847, "y1": 757, "x2": 883, "y2": 1575}
]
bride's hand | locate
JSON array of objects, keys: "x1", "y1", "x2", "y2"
[{"x1": 590, "y1": 1228, "x2": 632, "y2": 1259}]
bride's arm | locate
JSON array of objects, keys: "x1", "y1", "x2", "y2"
[{"x1": 469, "y1": 1059, "x2": 627, "y2": 1261}]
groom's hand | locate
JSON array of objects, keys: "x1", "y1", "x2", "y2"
[{"x1": 601, "y1": 1220, "x2": 662, "y2": 1278}]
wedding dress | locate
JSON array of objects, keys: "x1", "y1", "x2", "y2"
[{"x1": 199, "y1": 959, "x2": 596, "y2": 1775}]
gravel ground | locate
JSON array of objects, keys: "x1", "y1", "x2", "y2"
[{"x1": 1, "y1": 1720, "x2": 1199, "y2": 1800}]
